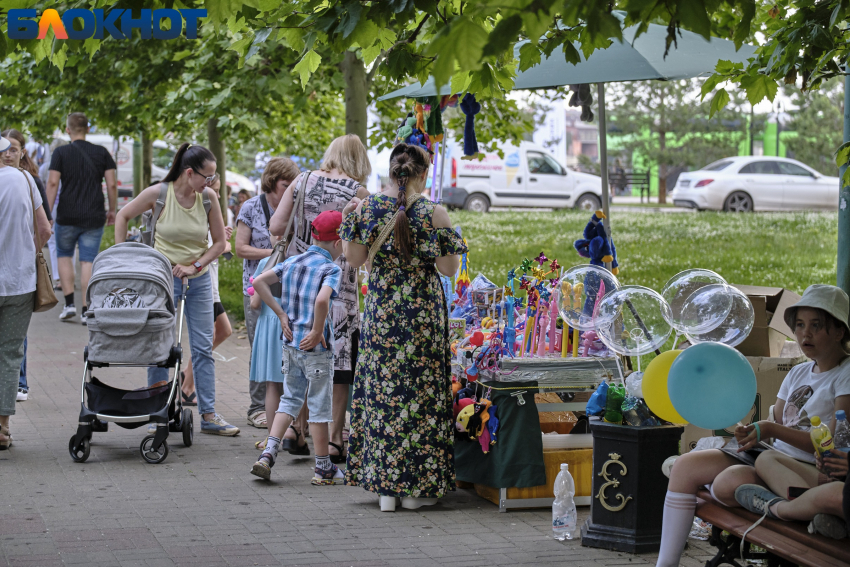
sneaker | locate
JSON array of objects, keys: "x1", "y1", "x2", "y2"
[
  {"x1": 16, "y1": 388, "x2": 28, "y2": 402},
  {"x1": 809, "y1": 513, "x2": 848, "y2": 539},
  {"x1": 147, "y1": 423, "x2": 157, "y2": 434},
  {"x1": 311, "y1": 464, "x2": 344, "y2": 486},
  {"x1": 250, "y1": 455, "x2": 273, "y2": 480},
  {"x1": 59, "y1": 305, "x2": 76, "y2": 321},
  {"x1": 734, "y1": 484, "x2": 785, "y2": 519},
  {"x1": 200, "y1": 414, "x2": 240, "y2": 436},
  {"x1": 81, "y1": 310, "x2": 89, "y2": 326}
]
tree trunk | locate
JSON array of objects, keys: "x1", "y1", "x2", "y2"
[
  {"x1": 207, "y1": 117, "x2": 227, "y2": 215},
  {"x1": 658, "y1": 130, "x2": 667, "y2": 204},
  {"x1": 141, "y1": 131, "x2": 152, "y2": 190},
  {"x1": 342, "y1": 51, "x2": 368, "y2": 145}
]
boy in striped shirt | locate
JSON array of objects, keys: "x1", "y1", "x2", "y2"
[{"x1": 250, "y1": 210, "x2": 344, "y2": 484}]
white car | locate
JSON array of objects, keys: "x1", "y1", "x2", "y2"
[
  {"x1": 670, "y1": 156, "x2": 839, "y2": 212},
  {"x1": 438, "y1": 141, "x2": 605, "y2": 212}
]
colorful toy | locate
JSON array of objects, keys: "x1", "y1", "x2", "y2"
[
  {"x1": 574, "y1": 210, "x2": 619, "y2": 275},
  {"x1": 460, "y1": 93, "x2": 483, "y2": 160}
]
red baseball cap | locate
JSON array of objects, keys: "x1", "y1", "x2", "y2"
[{"x1": 311, "y1": 210, "x2": 343, "y2": 241}]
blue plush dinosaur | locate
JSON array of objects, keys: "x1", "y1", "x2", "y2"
[{"x1": 574, "y1": 210, "x2": 619, "y2": 276}]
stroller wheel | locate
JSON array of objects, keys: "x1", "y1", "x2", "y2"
[
  {"x1": 182, "y1": 409, "x2": 193, "y2": 447},
  {"x1": 69, "y1": 436, "x2": 91, "y2": 463},
  {"x1": 140, "y1": 435, "x2": 169, "y2": 464}
]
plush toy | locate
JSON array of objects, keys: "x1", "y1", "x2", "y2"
[
  {"x1": 568, "y1": 84, "x2": 594, "y2": 123},
  {"x1": 574, "y1": 210, "x2": 619, "y2": 275},
  {"x1": 414, "y1": 103, "x2": 426, "y2": 132},
  {"x1": 460, "y1": 93, "x2": 483, "y2": 160},
  {"x1": 395, "y1": 113, "x2": 416, "y2": 144},
  {"x1": 426, "y1": 96, "x2": 444, "y2": 142}
]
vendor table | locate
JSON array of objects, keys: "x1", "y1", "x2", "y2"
[{"x1": 454, "y1": 356, "x2": 624, "y2": 512}]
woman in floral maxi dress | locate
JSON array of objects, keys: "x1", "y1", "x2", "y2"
[{"x1": 339, "y1": 144, "x2": 467, "y2": 512}]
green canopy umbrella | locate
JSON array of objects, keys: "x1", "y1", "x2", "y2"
[{"x1": 379, "y1": 22, "x2": 756, "y2": 244}]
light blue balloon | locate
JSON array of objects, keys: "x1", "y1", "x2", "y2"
[{"x1": 668, "y1": 342, "x2": 756, "y2": 430}]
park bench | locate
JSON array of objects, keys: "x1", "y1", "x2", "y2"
[
  {"x1": 609, "y1": 170, "x2": 651, "y2": 201},
  {"x1": 695, "y1": 488, "x2": 850, "y2": 567}
]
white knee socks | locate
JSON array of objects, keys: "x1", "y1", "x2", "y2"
[{"x1": 656, "y1": 491, "x2": 696, "y2": 567}]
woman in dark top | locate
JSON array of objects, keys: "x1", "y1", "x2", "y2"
[{"x1": 2, "y1": 129, "x2": 52, "y2": 403}]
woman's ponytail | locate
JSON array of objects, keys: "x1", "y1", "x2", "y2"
[{"x1": 163, "y1": 142, "x2": 216, "y2": 183}]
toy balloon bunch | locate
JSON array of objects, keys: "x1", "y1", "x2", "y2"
[{"x1": 584, "y1": 268, "x2": 759, "y2": 431}]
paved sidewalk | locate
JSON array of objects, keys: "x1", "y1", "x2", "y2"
[{"x1": 2, "y1": 301, "x2": 715, "y2": 567}]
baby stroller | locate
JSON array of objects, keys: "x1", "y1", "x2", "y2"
[{"x1": 69, "y1": 242, "x2": 192, "y2": 464}]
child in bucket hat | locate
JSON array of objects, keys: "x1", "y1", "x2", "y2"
[
  {"x1": 657, "y1": 284, "x2": 850, "y2": 565},
  {"x1": 249, "y1": 210, "x2": 345, "y2": 485}
]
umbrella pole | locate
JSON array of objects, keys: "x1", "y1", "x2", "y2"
[
  {"x1": 597, "y1": 83, "x2": 613, "y2": 271},
  {"x1": 437, "y1": 138, "x2": 447, "y2": 203}
]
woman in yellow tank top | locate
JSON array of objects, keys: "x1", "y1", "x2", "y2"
[{"x1": 115, "y1": 143, "x2": 239, "y2": 436}]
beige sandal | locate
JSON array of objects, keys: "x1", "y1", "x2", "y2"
[
  {"x1": 247, "y1": 410, "x2": 267, "y2": 429},
  {"x1": 0, "y1": 424, "x2": 12, "y2": 450}
]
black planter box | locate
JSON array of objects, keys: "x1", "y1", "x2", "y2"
[{"x1": 581, "y1": 421, "x2": 684, "y2": 553}]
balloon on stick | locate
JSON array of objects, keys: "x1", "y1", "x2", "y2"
[
  {"x1": 682, "y1": 284, "x2": 754, "y2": 347},
  {"x1": 661, "y1": 269, "x2": 728, "y2": 333},
  {"x1": 594, "y1": 286, "x2": 673, "y2": 360},
  {"x1": 667, "y1": 342, "x2": 757, "y2": 430},
  {"x1": 558, "y1": 265, "x2": 620, "y2": 332}
]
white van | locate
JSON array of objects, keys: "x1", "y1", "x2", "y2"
[
  {"x1": 437, "y1": 141, "x2": 604, "y2": 212},
  {"x1": 53, "y1": 134, "x2": 256, "y2": 210}
]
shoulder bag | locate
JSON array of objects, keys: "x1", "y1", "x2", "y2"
[
  {"x1": 257, "y1": 171, "x2": 311, "y2": 297},
  {"x1": 140, "y1": 182, "x2": 211, "y2": 247},
  {"x1": 20, "y1": 169, "x2": 59, "y2": 312}
]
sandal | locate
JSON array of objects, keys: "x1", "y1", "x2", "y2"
[
  {"x1": 329, "y1": 441, "x2": 347, "y2": 464},
  {"x1": 255, "y1": 437, "x2": 268, "y2": 450},
  {"x1": 247, "y1": 410, "x2": 267, "y2": 429},
  {"x1": 0, "y1": 424, "x2": 12, "y2": 450},
  {"x1": 181, "y1": 391, "x2": 197, "y2": 406},
  {"x1": 280, "y1": 425, "x2": 310, "y2": 455}
]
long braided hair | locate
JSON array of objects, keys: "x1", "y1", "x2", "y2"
[{"x1": 389, "y1": 144, "x2": 429, "y2": 262}]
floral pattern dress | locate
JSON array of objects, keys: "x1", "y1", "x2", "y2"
[{"x1": 340, "y1": 194, "x2": 468, "y2": 498}]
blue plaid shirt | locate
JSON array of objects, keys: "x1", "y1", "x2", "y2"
[{"x1": 273, "y1": 246, "x2": 341, "y2": 352}]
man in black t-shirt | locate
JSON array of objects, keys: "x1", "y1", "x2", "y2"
[{"x1": 45, "y1": 112, "x2": 117, "y2": 324}]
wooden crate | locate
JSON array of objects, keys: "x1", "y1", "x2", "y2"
[{"x1": 474, "y1": 448, "x2": 593, "y2": 511}]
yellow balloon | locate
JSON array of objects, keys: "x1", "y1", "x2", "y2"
[{"x1": 642, "y1": 350, "x2": 688, "y2": 424}]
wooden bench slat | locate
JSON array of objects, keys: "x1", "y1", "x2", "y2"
[{"x1": 695, "y1": 490, "x2": 850, "y2": 567}]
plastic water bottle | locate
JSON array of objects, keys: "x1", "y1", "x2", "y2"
[
  {"x1": 833, "y1": 410, "x2": 850, "y2": 451},
  {"x1": 552, "y1": 463, "x2": 577, "y2": 541}
]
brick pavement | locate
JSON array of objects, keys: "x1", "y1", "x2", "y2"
[{"x1": 2, "y1": 302, "x2": 716, "y2": 567}]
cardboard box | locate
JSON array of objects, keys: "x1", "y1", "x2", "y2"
[
  {"x1": 732, "y1": 285, "x2": 801, "y2": 357},
  {"x1": 680, "y1": 354, "x2": 806, "y2": 452}
]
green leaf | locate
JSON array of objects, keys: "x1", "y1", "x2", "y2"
[
  {"x1": 483, "y1": 15, "x2": 521, "y2": 58},
  {"x1": 376, "y1": 28, "x2": 397, "y2": 50},
  {"x1": 715, "y1": 60, "x2": 744, "y2": 74},
  {"x1": 521, "y1": 10, "x2": 552, "y2": 44},
  {"x1": 340, "y1": 1, "x2": 363, "y2": 39},
  {"x1": 834, "y1": 142, "x2": 850, "y2": 168},
  {"x1": 206, "y1": 0, "x2": 243, "y2": 25},
  {"x1": 733, "y1": 0, "x2": 755, "y2": 48},
  {"x1": 52, "y1": 45, "x2": 68, "y2": 73},
  {"x1": 361, "y1": 43, "x2": 382, "y2": 65},
  {"x1": 173, "y1": 50, "x2": 193, "y2": 62},
  {"x1": 562, "y1": 41, "x2": 581, "y2": 66},
  {"x1": 700, "y1": 73, "x2": 722, "y2": 100},
  {"x1": 451, "y1": 71, "x2": 472, "y2": 95},
  {"x1": 843, "y1": 167, "x2": 850, "y2": 189},
  {"x1": 278, "y1": 27, "x2": 305, "y2": 52},
  {"x1": 740, "y1": 73, "x2": 778, "y2": 106},
  {"x1": 709, "y1": 88, "x2": 730, "y2": 118},
  {"x1": 350, "y1": 18, "x2": 379, "y2": 49},
  {"x1": 518, "y1": 42, "x2": 541, "y2": 72},
  {"x1": 427, "y1": 16, "x2": 488, "y2": 88},
  {"x1": 677, "y1": 0, "x2": 711, "y2": 39},
  {"x1": 228, "y1": 36, "x2": 251, "y2": 57},
  {"x1": 293, "y1": 49, "x2": 322, "y2": 88}
]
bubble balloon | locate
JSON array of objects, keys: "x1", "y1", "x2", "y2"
[
  {"x1": 558, "y1": 265, "x2": 620, "y2": 331},
  {"x1": 667, "y1": 342, "x2": 757, "y2": 430},
  {"x1": 661, "y1": 269, "x2": 728, "y2": 333},
  {"x1": 594, "y1": 286, "x2": 673, "y2": 356},
  {"x1": 683, "y1": 284, "x2": 754, "y2": 347},
  {"x1": 642, "y1": 350, "x2": 687, "y2": 424}
]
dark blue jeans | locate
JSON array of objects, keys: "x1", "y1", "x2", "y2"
[{"x1": 19, "y1": 337, "x2": 27, "y2": 392}]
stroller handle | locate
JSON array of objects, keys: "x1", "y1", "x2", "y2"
[{"x1": 175, "y1": 278, "x2": 189, "y2": 346}]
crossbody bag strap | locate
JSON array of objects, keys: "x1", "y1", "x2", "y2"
[
  {"x1": 259, "y1": 193, "x2": 272, "y2": 230},
  {"x1": 20, "y1": 169, "x2": 39, "y2": 247},
  {"x1": 366, "y1": 192, "x2": 423, "y2": 267}
]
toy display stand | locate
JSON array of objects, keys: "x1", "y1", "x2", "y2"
[{"x1": 455, "y1": 357, "x2": 623, "y2": 512}]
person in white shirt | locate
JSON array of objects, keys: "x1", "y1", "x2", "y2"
[{"x1": 0, "y1": 136, "x2": 52, "y2": 449}]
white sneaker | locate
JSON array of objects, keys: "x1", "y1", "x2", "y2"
[
  {"x1": 379, "y1": 496, "x2": 400, "y2": 512},
  {"x1": 59, "y1": 305, "x2": 76, "y2": 321},
  {"x1": 16, "y1": 388, "x2": 28, "y2": 402},
  {"x1": 400, "y1": 497, "x2": 438, "y2": 510},
  {"x1": 81, "y1": 311, "x2": 89, "y2": 326}
]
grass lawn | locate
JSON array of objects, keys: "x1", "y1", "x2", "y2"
[{"x1": 103, "y1": 210, "x2": 838, "y2": 323}]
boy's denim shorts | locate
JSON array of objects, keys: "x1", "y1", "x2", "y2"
[{"x1": 278, "y1": 346, "x2": 334, "y2": 423}]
